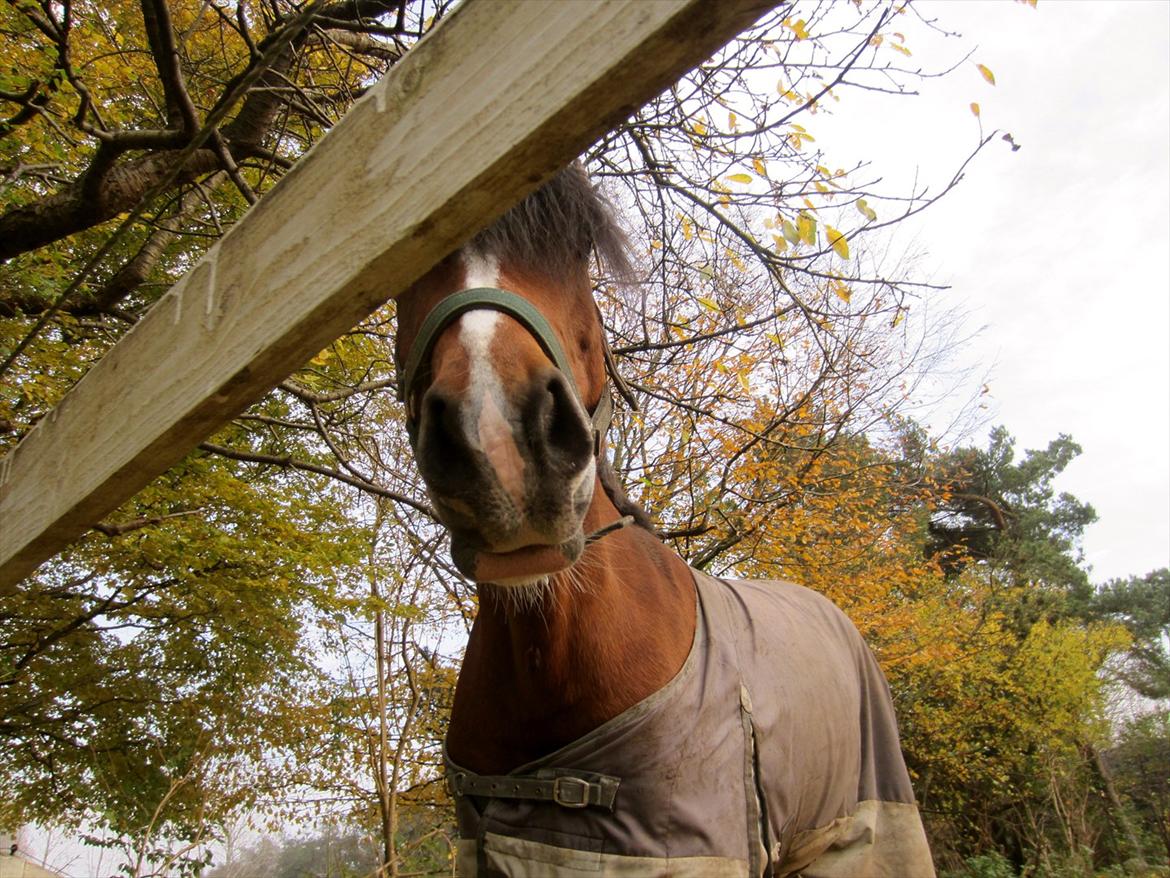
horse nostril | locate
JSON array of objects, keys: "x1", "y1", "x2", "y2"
[
  {"x1": 535, "y1": 371, "x2": 592, "y2": 468},
  {"x1": 418, "y1": 387, "x2": 470, "y2": 472},
  {"x1": 425, "y1": 391, "x2": 447, "y2": 428}
]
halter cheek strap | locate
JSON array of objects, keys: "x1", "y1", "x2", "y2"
[{"x1": 397, "y1": 287, "x2": 613, "y2": 450}]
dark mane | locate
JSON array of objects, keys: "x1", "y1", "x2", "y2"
[{"x1": 471, "y1": 163, "x2": 633, "y2": 282}]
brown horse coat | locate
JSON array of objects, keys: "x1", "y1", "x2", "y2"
[{"x1": 447, "y1": 568, "x2": 935, "y2": 877}]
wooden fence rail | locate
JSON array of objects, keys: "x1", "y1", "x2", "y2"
[{"x1": 0, "y1": 0, "x2": 772, "y2": 590}]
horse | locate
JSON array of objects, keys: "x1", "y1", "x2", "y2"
[{"x1": 393, "y1": 165, "x2": 935, "y2": 878}]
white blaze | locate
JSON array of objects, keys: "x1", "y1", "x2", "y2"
[
  {"x1": 462, "y1": 248, "x2": 500, "y2": 289},
  {"x1": 457, "y1": 251, "x2": 526, "y2": 506}
]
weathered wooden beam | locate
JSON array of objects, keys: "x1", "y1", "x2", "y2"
[{"x1": 0, "y1": 0, "x2": 773, "y2": 590}]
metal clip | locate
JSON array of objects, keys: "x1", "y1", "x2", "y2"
[
  {"x1": 552, "y1": 776, "x2": 591, "y2": 808},
  {"x1": 450, "y1": 771, "x2": 466, "y2": 797}
]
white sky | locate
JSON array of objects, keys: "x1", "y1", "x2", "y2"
[{"x1": 812, "y1": 0, "x2": 1170, "y2": 584}]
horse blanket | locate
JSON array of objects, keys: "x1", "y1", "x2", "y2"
[{"x1": 446, "y1": 568, "x2": 935, "y2": 877}]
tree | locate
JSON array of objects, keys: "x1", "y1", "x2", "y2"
[
  {"x1": 205, "y1": 826, "x2": 382, "y2": 878},
  {"x1": 0, "y1": 0, "x2": 416, "y2": 266},
  {"x1": 1108, "y1": 709, "x2": 1170, "y2": 863},
  {"x1": 899, "y1": 429, "x2": 1142, "y2": 873},
  {"x1": 926, "y1": 427, "x2": 1098, "y2": 628},
  {"x1": 0, "y1": 434, "x2": 372, "y2": 847},
  {"x1": 1090, "y1": 568, "x2": 1170, "y2": 700}
]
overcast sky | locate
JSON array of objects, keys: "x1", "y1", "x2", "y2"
[{"x1": 813, "y1": 0, "x2": 1170, "y2": 584}]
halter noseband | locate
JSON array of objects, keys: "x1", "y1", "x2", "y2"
[{"x1": 397, "y1": 287, "x2": 613, "y2": 452}]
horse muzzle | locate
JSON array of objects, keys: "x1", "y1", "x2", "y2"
[{"x1": 414, "y1": 366, "x2": 597, "y2": 582}]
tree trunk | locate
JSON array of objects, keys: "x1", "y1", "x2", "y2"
[{"x1": 1089, "y1": 744, "x2": 1147, "y2": 866}]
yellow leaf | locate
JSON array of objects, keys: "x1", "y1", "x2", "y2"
[
  {"x1": 970, "y1": 102, "x2": 981, "y2": 117},
  {"x1": 780, "y1": 219, "x2": 801, "y2": 245},
  {"x1": 692, "y1": 120, "x2": 708, "y2": 135},
  {"x1": 797, "y1": 213, "x2": 817, "y2": 245},
  {"x1": 856, "y1": 199, "x2": 877, "y2": 221},
  {"x1": 763, "y1": 216, "x2": 775, "y2": 229},
  {"x1": 787, "y1": 124, "x2": 816, "y2": 148},
  {"x1": 682, "y1": 219, "x2": 693, "y2": 241},
  {"x1": 738, "y1": 371, "x2": 751, "y2": 393},
  {"x1": 826, "y1": 226, "x2": 850, "y2": 259},
  {"x1": 785, "y1": 17, "x2": 810, "y2": 40},
  {"x1": 977, "y1": 63, "x2": 996, "y2": 86},
  {"x1": 753, "y1": 157, "x2": 767, "y2": 176},
  {"x1": 832, "y1": 279, "x2": 852, "y2": 302},
  {"x1": 728, "y1": 111, "x2": 738, "y2": 128},
  {"x1": 650, "y1": 240, "x2": 663, "y2": 250},
  {"x1": 766, "y1": 332, "x2": 784, "y2": 347},
  {"x1": 771, "y1": 233, "x2": 789, "y2": 253},
  {"x1": 892, "y1": 310, "x2": 905, "y2": 328},
  {"x1": 698, "y1": 296, "x2": 720, "y2": 312},
  {"x1": 728, "y1": 250, "x2": 746, "y2": 271},
  {"x1": 891, "y1": 43, "x2": 911, "y2": 57},
  {"x1": 726, "y1": 173, "x2": 753, "y2": 184}
]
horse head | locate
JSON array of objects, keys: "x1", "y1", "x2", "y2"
[{"x1": 394, "y1": 165, "x2": 632, "y2": 589}]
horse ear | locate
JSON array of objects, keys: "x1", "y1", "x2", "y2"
[{"x1": 597, "y1": 451, "x2": 655, "y2": 532}]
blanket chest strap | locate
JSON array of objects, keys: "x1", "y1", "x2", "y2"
[{"x1": 449, "y1": 768, "x2": 620, "y2": 811}]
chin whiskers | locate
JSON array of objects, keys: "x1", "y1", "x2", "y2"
[
  {"x1": 484, "y1": 539, "x2": 607, "y2": 618},
  {"x1": 488, "y1": 576, "x2": 553, "y2": 617}
]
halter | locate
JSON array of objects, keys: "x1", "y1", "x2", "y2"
[
  {"x1": 397, "y1": 287, "x2": 613, "y2": 452},
  {"x1": 397, "y1": 285, "x2": 637, "y2": 582}
]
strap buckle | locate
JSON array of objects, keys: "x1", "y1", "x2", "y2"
[
  {"x1": 450, "y1": 771, "x2": 467, "y2": 796},
  {"x1": 552, "y1": 775, "x2": 591, "y2": 808}
]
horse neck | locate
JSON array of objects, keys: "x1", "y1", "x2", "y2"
[{"x1": 445, "y1": 479, "x2": 696, "y2": 774}]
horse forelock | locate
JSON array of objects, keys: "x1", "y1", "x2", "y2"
[{"x1": 469, "y1": 163, "x2": 633, "y2": 285}]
